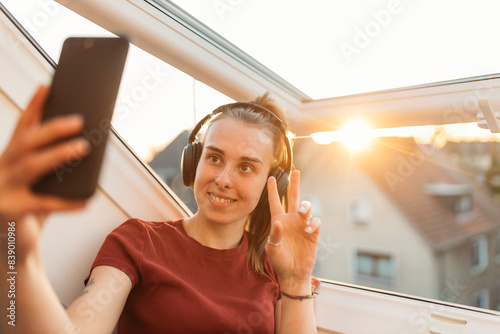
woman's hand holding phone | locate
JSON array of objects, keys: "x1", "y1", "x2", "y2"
[{"x1": 0, "y1": 85, "x2": 89, "y2": 223}]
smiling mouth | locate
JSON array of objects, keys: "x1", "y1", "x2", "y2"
[{"x1": 209, "y1": 193, "x2": 235, "y2": 204}]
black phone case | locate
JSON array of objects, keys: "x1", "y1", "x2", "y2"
[{"x1": 32, "y1": 37, "x2": 129, "y2": 199}]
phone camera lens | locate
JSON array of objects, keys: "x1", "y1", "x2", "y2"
[{"x1": 83, "y1": 39, "x2": 94, "y2": 49}]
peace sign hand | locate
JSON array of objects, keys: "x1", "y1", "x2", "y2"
[{"x1": 265, "y1": 170, "x2": 321, "y2": 282}]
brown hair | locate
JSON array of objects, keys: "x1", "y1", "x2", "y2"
[{"x1": 206, "y1": 92, "x2": 291, "y2": 275}]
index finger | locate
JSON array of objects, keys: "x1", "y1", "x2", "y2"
[
  {"x1": 267, "y1": 176, "x2": 284, "y2": 217},
  {"x1": 13, "y1": 85, "x2": 49, "y2": 137}
]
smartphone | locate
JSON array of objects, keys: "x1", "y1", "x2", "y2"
[{"x1": 31, "y1": 36, "x2": 129, "y2": 199}]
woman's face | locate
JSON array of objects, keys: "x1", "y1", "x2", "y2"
[{"x1": 193, "y1": 117, "x2": 275, "y2": 227}]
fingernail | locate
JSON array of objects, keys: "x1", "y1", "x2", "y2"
[
  {"x1": 68, "y1": 114, "x2": 84, "y2": 126},
  {"x1": 299, "y1": 206, "x2": 306, "y2": 213},
  {"x1": 76, "y1": 139, "x2": 90, "y2": 155},
  {"x1": 305, "y1": 226, "x2": 313, "y2": 233}
]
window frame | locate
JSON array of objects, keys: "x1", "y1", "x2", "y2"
[
  {"x1": 4, "y1": 0, "x2": 500, "y2": 331},
  {"x1": 0, "y1": 3, "x2": 191, "y2": 220},
  {"x1": 349, "y1": 197, "x2": 373, "y2": 226},
  {"x1": 57, "y1": 0, "x2": 500, "y2": 137},
  {"x1": 470, "y1": 235, "x2": 489, "y2": 276},
  {"x1": 472, "y1": 288, "x2": 491, "y2": 310},
  {"x1": 353, "y1": 247, "x2": 397, "y2": 286}
]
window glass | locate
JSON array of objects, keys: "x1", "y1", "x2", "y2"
[
  {"x1": 349, "y1": 198, "x2": 372, "y2": 225},
  {"x1": 470, "y1": 236, "x2": 488, "y2": 275},
  {"x1": 167, "y1": 0, "x2": 500, "y2": 99},
  {"x1": 4, "y1": 0, "x2": 500, "y2": 316},
  {"x1": 472, "y1": 289, "x2": 490, "y2": 309},
  {"x1": 378, "y1": 257, "x2": 393, "y2": 279},
  {"x1": 356, "y1": 251, "x2": 394, "y2": 283},
  {"x1": 2, "y1": 0, "x2": 232, "y2": 212},
  {"x1": 496, "y1": 283, "x2": 500, "y2": 311},
  {"x1": 297, "y1": 134, "x2": 500, "y2": 312},
  {"x1": 357, "y1": 254, "x2": 373, "y2": 275}
]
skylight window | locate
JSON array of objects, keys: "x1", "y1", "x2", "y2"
[
  {"x1": 3, "y1": 0, "x2": 500, "y2": 316},
  {"x1": 166, "y1": 0, "x2": 500, "y2": 99}
]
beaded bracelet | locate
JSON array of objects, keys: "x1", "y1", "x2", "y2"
[{"x1": 280, "y1": 290, "x2": 318, "y2": 301}]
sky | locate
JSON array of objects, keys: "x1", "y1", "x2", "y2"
[
  {"x1": 3, "y1": 0, "x2": 500, "y2": 158},
  {"x1": 2, "y1": 0, "x2": 233, "y2": 160},
  {"x1": 171, "y1": 0, "x2": 500, "y2": 99}
]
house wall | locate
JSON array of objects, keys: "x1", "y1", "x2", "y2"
[
  {"x1": 437, "y1": 231, "x2": 500, "y2": 309},
  {"x1": 296, "y1": 141, "x2": 440, "y2": 299}
]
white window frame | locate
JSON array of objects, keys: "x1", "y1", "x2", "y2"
[
  {"x1": 496, "y1": 281, "x2": 500, "y2": 312},
  {"x1": 472, "y1": 288, "x2": 491, "y2": 310},
  {"x1": 4, "y1": 1, "x2": 500, "y2": 332},
  {"x1": 470, "y1": 235, "x2": 489, "y2": 276},
  {"x1": 495, "y1": 231, "x2": 500, "y2": 264},
  {"x1": 315, "y1": 280, "x2": 500, "y2": 333},
  {"x1": 0, "y1": 6, "x2": 190, "y2": 221},
  {"x1": 348, "y1": 197, "x2": 373, "y2": 226},
  {"x1": 57, "y1": 0, "x2": 500, "y2": 137}
]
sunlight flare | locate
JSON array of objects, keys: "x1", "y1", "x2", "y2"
[{"x1": 311, "y1": 119, "x2": 373, "y2": 151}]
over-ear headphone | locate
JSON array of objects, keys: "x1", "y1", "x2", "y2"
[{"x1": 181, "y1": 102, "x2": 292, "y2": 203}]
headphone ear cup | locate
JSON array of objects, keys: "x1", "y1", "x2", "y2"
[
  {"x1": 181, "y1": 142, "x2": 202, "y2": 187},
  {"x1": 273, "y1": 166, "x2": 289, "y2": 200},
  {"x1": 256, "y1": 167, "x2": 289, "y2": 209}
]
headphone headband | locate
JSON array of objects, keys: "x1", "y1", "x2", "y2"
[{"x1": 188, "y1": 102, "x2": 287, "y2": 143}]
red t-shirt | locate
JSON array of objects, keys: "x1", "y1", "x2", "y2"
[{"x1": 86, "y1": 218, "x2": 280, "y2": 333}]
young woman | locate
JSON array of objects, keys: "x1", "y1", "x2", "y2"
[{"x1": 0, "y1": 85, "x2": 321, "y2": 333}]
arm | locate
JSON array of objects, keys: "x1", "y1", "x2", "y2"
[
  {"x1": 0, "y1": 86, "x2": 132, "y2": 333},
  {"x1": 1, "y1": 245, "x2": 131, "y2": 334},
  {"x1": 267, "y1": 170, "x2": 321, "y2": 334},
  {"x1": 67, "y1": 266, "x2": 132, "y2": 333}
]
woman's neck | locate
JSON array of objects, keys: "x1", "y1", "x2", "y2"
[{"x1": 182, "y1": 215, "x2": 246, "y2": 249}]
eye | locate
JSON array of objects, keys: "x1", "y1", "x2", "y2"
[
  {"x1": 240, "y1": 164, "x2": 254, "y2": 173},
  {"x1": 208, "y1": 155, "x2": 221, "y2": 164}
]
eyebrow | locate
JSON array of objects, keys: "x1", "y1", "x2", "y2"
[{"x1": 204, "y1": 145, "x2": 264, "y2": 166}]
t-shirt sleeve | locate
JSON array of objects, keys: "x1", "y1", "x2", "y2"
[{"x1": 84, "y1": 218, "x2": 146, "y2": 287}]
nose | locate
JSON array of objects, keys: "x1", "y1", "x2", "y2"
[{"x1": 215, "y1": 166, "x2": 233, "y2": 189}]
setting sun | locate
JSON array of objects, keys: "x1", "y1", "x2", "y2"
[
  {"x1": 311, "y1": 119, "x2": 373, "y2": 151},
  {"x1": 339, "y1": 120, "x2": 372, "y2": 150}
]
